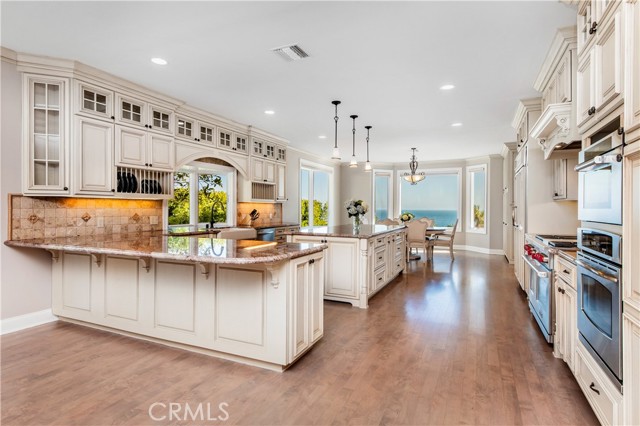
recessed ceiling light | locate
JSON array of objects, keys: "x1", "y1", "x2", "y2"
[
  {"x1": 151, "y1": 57, "x2": 168, "y2": 65},
  {"x1": 319, "y1": 135, "x2": 327, "y2": 139},
  {"x1": 451, "y1": 122, "x2": 463, "y2": 127},
  {"x1": 440, "y1": 84, "x2": 455, "y2": 90},
  {"x1": 264, "y1": 110, "x2": 275, "y2": 115}
]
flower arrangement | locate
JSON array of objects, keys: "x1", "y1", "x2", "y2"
[
  {"x1": 400, "y1": 212, "x2": 415, "y2": 223},
  {"x1": 345, "y1": 199, "x2": 369, "y2": 219}
]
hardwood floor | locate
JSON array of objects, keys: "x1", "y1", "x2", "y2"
[{"x1": 1, "y1": 251, "x2": 598, "y2": 425}]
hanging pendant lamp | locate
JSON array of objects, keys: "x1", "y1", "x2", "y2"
[
  {"x1": 349, "y1": 115, "x2": 358, "y2": 168},
  {"x1": 331, "y1": 100, "x2": 341, "y2": 160},
  {"x1": 402, "y1": 148, "x2": 425, "y2": 185},
  {"x1": 364, "y1": 125, "x2": 372, "y2": 171}
]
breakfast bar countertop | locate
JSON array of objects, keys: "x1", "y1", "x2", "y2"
[
  {"x1": 291, "y1": 224, "x2": 406, "y2": 239},
  {"x1": 4, "y1": 231, "x2": 326, "y2": 265}
]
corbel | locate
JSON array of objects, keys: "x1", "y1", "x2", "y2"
[
  {"x1": 90, "y1": 253, "x2": 103, "y2": 267},
  {"x1": 197, "y1": 262, "x2": 210, "y2": 279},
  {"x1": 46, "y1": 249, "x2": 60, "y2": 263},
  {"x1": 265, "y1": 262, "x2": 284, "y2": 289},
  {"x1": 139, "y1": 257, "x2": 152, "y2": 273}
]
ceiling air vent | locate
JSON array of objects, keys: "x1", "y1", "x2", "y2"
[{"x1": 271, "y1": 44, "x2": 309, "y2": 62}]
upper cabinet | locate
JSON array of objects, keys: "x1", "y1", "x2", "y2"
[
  {"x1": 175, "y1": 115, "x2": 197, "y2": 142},
  {"x1": 115, "y1": 93, "x2": 174, "y2": 134},
  {"x1": 512, "y1": 98, "x2": 542, "y2": 152},
  {"x1": 75, "y1": 81, "x2": 114, "y2": 121},
  {"x1": 529, "y1": 27, "x2": 581, "y2": 159},
  {"x1": 23, "y1": 74, "x2": 70, "y2": 195},
  {"x1": 625, "y1": 0, "x2": 640, "y2": 144},
  {"x1": 577, "y1": 2, "x2": 624, "y2": 135}
]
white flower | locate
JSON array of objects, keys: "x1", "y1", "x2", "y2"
[
  {"x1": 348, "y1": 207, "x2": 357, "y2": 214},
  {"x1": 356, "y1": 205, "x2": 363, "y2": 213}
]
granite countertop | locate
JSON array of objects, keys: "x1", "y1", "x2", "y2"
[
  {"x1": 557, "y1": 249, "x2": 577, "y2": 264},
  {"x1": 244, "y1": 222, "x2": 300, "y2": 230},
  {"x1": 291, "y1": 224, "x2": 406, "y2": 239},
  {"x1": 4, "y1": 231, "x2": 326, "y2": 265}
]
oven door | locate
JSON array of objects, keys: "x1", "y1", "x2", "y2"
[
  {"x1": 576, "y1": 255, "x2": 622, "y2": 381},
  {"x1": 523, "y1": 254, "x2": 553, "y2": 342},
  {"x1": 577, "y1": 158, "x2": 622, "y2": 225}
]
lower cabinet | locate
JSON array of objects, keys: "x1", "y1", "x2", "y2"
[
  {"x1": 553, "y1": 275, "x2": 577, "y2": 372},
  {"x1": 51, "y1": 251, "x2": 324, "y2": 370},
  {"x1": 575, "y1": 340, "x2": 623, "y2": 426},
  {"x1": 623, "y1": 310, "x2": 640, "y2": 426},
  {"x1": 289, "y1": 229, "x2": 406, "y2": 309}
]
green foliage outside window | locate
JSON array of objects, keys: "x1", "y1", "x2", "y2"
[
  {"x1": 300, "y1": 199, "x2": 329, "y2": 227},
  {"x1": 473, "y1": 204, "x2": 485, "y2": 228},
  {"x1": 168, "y1": 172, "x2": 227, "y2": 225}
]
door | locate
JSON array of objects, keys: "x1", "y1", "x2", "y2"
[
  {"x1": 276, "y1": 163, "x2": 286, "y2": 201},
  {"x1": 555, "y1": 279, "x2": 566, "y2": 359},
  {"x1": 116, "y1": 125, "x2": 146, "y2": 167},
  {"x1": 577, "y1": 51, "x2": 596, "y2": 129},
  {"x1": 513, "y1": 167, "x2": 526, "y2": 290},
  {"x1": 264, "y1": 161, "x2": 276, "y2": 183},
  {"x1": 564, "y1": 284, "x2": 577, "y2": 371},
  {"x1": 252, "y1": 158, "x2": 265, "y2": 181},
  {"x1": 76, "y1": 116, "x2": 113, "y2": 194},
  {"x1": 594, "y1": 10, "x2": 623, "y2": 114}
]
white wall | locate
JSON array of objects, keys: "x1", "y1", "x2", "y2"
[{"x1": 1, "y1": 54, "x2": 53, "y2": 320}]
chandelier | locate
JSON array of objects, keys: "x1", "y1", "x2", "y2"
[{"x1": 402, "y1": 148, "x2": 425, "y2": 185}]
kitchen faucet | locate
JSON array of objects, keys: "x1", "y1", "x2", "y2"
[{"x1": 208, "y1": 195, "x2": 224, "y2": 229}]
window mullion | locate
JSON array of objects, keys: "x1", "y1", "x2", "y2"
[{"x1": 190, "y1": 172, "x2": 198, "y2": 225}]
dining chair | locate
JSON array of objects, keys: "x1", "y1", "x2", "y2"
[
  {"x1": 417, "y1": 217, "x2": 434, "y2": 228},
  {"x1": 428, "y1": 219, "x2": 459, "y2": 261},
  {"x1": 378, "y1": 218, "x2": 399, "y2": 226},
  {"x1": 405, "y1": 220, "x2": 430, "y2": 263}
]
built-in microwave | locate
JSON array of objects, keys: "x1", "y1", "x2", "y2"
[{"x1": 575, "y1": 131, "x2": 623, "y2": 225}]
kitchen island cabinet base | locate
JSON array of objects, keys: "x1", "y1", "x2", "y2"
[{"x1": 50, "y1": 251, "x2": 324, "y2": 371}]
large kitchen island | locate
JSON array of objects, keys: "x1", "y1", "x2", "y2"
[
  {"x1": 288, "y1": 224, "x2": 407, "y2": 309},
  {"x1": 5, "y1": 233, "x2": 326, "y2": 371}
]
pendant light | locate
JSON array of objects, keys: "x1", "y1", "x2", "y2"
[
  {"x1": 349, "y1": 115, "x2": 358, "y2": 168},
  {"x1": 364, "y1": 125, "x2": 372, "y2": 171},
  {"x1": 402, "y1": 148, "x2": 425, "y2": 185},
  {"x1": 331, "y1": 100, "x2": 341, "y2": 160}
]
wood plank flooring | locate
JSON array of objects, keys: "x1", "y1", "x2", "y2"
[{"x1": 1, "y1": 251, "x2": 598, "y2": 425}]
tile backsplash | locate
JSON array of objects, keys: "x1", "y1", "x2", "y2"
[
  {"x1": 8, "y1": 195, "x2": 163, "y2": 241},
  {"x1": 237, "y1": 202, "x2": 283, "y2": 227}
]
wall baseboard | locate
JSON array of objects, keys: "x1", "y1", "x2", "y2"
[
  {"x1": 450, "y1": 245, "x2": 505, "y2": 256},
  {"x1": 1, "y1": 309, "x2": 57, "y2": 335}
]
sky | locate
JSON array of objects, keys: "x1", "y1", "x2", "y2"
[{"x1": 400, "y1": 174, "x2": 459, "y2": 211}]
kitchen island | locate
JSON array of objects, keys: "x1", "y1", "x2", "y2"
[
  {"x1": 5, "y1": 233, "x2": 326, "y2": 371},
  {"x1": 287, "y1": 224, "x2": 406, "y2": 308}
]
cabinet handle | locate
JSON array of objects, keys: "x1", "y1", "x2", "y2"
[
  {"x1": 554, "y1": 192, "x2": 558, "y2": 196},
  {"x1": 149, "y1": 125, "x2": 153, "y2": 129},
  {"x1": 589, "y1": 382, "x2": 600, "y2": 395},
  {"x1": 264, "y1": 154, "x2": 267, "y2": 157},
  {"x1": 589, "y1": 21, "x2": 598, "y2": 35},
  {"x1": 63, "y1": 186, "x2": 68, "y2": 191},
  {"x1": 563, "y1": 269, "x2": 570, "y2": 274},
  {"x1": 618, "y1": 127, "x2": 624, "y2": 135},
  {"x1": 111, "y1": 189, "x2": 115, "y2": 192},
  {"x1": 149, "y1": 164, "x2": 152, "y2": 167},
  {"x1": 557, "y1": 287, "x2": 562, "y2": 293},
  {"x1": 309, "y1": 259, "x2": 315, "y2": 264},
  {"x1": 588, "y1": 106, "x2": 596, "y2": 116},
  {"x1": 111, "y1": 116, "x2": 115, "y2": 120},
  {"x1": 145, "y1": 163, "x2": 149, "y2": 166},
  {"x1": 561, "y1": 288, "x2": 566, "y2": 294},
  {"x1": 144, "y1": 124, "x2": 149, "y2": 128}
]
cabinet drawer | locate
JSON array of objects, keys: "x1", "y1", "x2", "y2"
[
  {"x1": 555, "y1": 256, "x2": 576, "y2": 289},
  {"x1": 375, "y1": 236, "x2": 386, "y2": 248},
  {"x1": 374, "y1": 247, "x2": 386, "y2": 269},
  {"x1": 275, "y1": 228, "x2": 286, "y2": 235},
  {"x1": 275, "y1": 235, "x2": 287, "y2": 243},
  {"x1": 374, "y1": 267, "x2": 387, "y2": 289},
  {"x1": 575, "y1": 343, "x2": 622, "y2": 426}
]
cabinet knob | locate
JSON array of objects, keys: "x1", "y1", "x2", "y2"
[
  {"x1": 111, "y1": 116, "x2": 115, "y2": 120},
  {"x1": 111, "y1": 189, "x2": 115, "y2": 192},
  {"x1": 63, "y1": 186, "x2": 68, "y2": 191},
  {"x1": 149, "y1": 164, "x2": 152, "y2": 167},
  {"x1": 149, "y1": 125, "x2": 152, "y2": 129},
  {"x1": 589, "y1": 382, "x2": 600, "y2": 395},
  {"x1": 588, "y1": 106, "x2": 596, "y2": 116},
  {"x1": 145, "y1": 163, "x2": 149, "y2": 166},
  {"x1": 309, "y1": 259, "x2": 315, "y2": 264},
  {"x1": 589, "y1": 21, "x2": 598, "y2": 35},
  {"x1": 144, "y1": 124, "x2": 149, "y2": 128},
  {"x1": 554, "y1": 192, "x2": 558, "y2": 196}
]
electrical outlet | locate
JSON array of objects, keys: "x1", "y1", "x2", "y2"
[
  {"x1": 97, "y1": 217, "x2": 104, "y2": 228},
  {"x1": 150, "y1": 216, "x2": 158, "y2": 225}
]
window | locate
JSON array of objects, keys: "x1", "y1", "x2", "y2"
[
  {"x1": 467, "y1": 164, "x2": 487, "y2": 233},
  {"x1": 373, "y1": 170, "x2": 393, "y2": 223},
  {"x1": 168, "y1": 161, "x2": 236, "y2": 227},
  {"x1": 300, "y1": 162, "x2": 332, "y2": 228},
  {"x1": 398, "y1": 168, "x2": 461, "y2": 228}
]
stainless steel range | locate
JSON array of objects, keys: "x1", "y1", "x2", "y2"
[{"x1": 523, "y1": 234, "x2": 577, "y2": 343}]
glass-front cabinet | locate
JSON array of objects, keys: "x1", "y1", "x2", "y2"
[
  {"x1": 76, "y1": 81, "x2": 113, "y2": 121},
  {"x1": 234, "y1": 134, "x2": 248, "y2": 154},
  {"x1": 199, "y1": 123, "x2": 215, "y2": 145},
  {"x1": 24, "y1": 75, "x2": 69, "y2": 194}
]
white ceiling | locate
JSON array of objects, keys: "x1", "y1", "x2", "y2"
[{"x1": 1, "y1": 1, "x2": 577, "y2": 163}]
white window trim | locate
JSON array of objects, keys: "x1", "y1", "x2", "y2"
[
  {"x1": 466, "y1": 163, "x2": 488, "y2": 234},
  {"x1": 372, "y1": 169, "x2": 394, "y2": 223},
  {"x1": 169, "y1": 161, "x2": 237, "y2": 227},
  {"x1": 396, "y1": 167, "x2": 462, "y2": 231},
  {"x1": 300, "y1": 159, "x2": 334, "y2": 229}
]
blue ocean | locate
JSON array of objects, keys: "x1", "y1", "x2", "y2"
[{"x1": 375, "y1": 209, "x2": 457, "y2": 227}]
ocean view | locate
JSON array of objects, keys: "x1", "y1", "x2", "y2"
[{"x1": 376, "y1": 209, "x2": 458, "y2": 227}]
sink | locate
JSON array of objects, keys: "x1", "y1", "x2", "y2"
[{"x1": 165, "y1": 226, "x2": 256, "y2": 239}]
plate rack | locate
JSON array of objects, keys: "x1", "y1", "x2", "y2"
[{"x1": 115, "y1": 166, "x2": 173, "y2": 198}]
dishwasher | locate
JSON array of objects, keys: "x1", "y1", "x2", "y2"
[{"x1": 256, "y1": 228, "x2": 275, "y2": 241}]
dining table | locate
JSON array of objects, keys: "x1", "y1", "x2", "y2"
[{"x1": 407, "y1": 227, "x2": 447, "y2": 261}]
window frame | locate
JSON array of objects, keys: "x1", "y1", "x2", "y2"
[
  {"x1": 300, "y1": 159, "x2": 334, "y2": 229},
  {"x1": 396, "y1": 167, "x2": 462, "y2": 231},
  {"x1": 466, "y1": 163, "x2": 488, "y2": 234},
  {"x1": 167, "y1": 161, "x2": 237, "y2": 228},
  {"x1": 372, "y1": 169, "x2": 394, "y2": 223}
]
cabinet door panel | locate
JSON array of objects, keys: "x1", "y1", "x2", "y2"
[
  {"x1": 310, "y1": 256, "x2": 324, "y2": 342},
  {"x1": 148, "y1": 133, "x2": 174, "y2": 170},
  {"x1": 62, "y1": 253, "x2": 92, "y2": 311},
  {"x1": 105, "y1": 256, "x2": 139, "y2": 321},
  {"x1": 595, "y1": 11, "x2": 623, "y2": 112},
  {"x1": 577, "y1": 52, "x2": 595, "y2": 129},
  {"x1": 325, "y1": 239, "x2": 358, "y2": 298},
  {"x1": 76, "y1": 117, "x2": 113, "y2": 193},
  {"x1": 155, "y1": 261, "x2": 196, "y2": 332},
  {"x1": 625, "y1": 1, "x2": 640, "y2": 136},
  {"x1": 116, "y1": 125, "x2": 146, "y2": 166},
  {"x1": 291, "y1": 260, "x2": 309, "y2": 358},
  {"x1": 624, "y1": 149, "x2": 640, "y2": 311},
  {"x1": 276, "y1": 163, "x2": 286, "y2": 201},
  {"x1": 264, "y1": 161, "x2": 275, "y2": 183},
  {"x1": 252, "y1": 158, "x2": 265, "y2": 181}
]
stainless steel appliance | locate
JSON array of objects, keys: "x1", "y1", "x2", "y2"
[
  {"x1": 575, "y1": 131, "x2": 623, "y2": 225},
  {"x1": 576, "y1": 228, "x2": 623, "y2": 389},
  {"x1": 256, "y1": 228, "x2": 275, "y2": 241},
  {"x1": 523, "y1": 235, "x2": 577, "y2": 343}
]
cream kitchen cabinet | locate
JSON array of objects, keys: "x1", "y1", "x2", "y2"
[
  {"x1": 553, "y1": 255, "x2": 577, "y2": 373},
  {"x1": 115, "y1": 93, "x2": 173, "y2": 135},
  {"x1": 513, "y1": 163, "x2": 526, "y2": 291},
  {"x1": 22, "y1": 74, "x2": 70, "y2": 195},
  {"x1": 289, "y1": 254, "x2": 324, "y2": 360},
  {"x1": 115, "y1": 125, "x2": 174, "y2": 171},
  {"x1": 217, "y1": 128, "x2": 248, "y2": 155},
  {"x1": 624, "y1": 0, "x2": 640, "y2": 143},
  {"x1": 75, "y1": 81, "x2": 114, "y2": 122},
  {"x1": 276, "y1": 145, "x2": 287, "y2": 162},
  {"x1": 218, "y1": 128, "x2": 233, "y2": 151},
  {"x1": 175, "y1": 115, "x2": 198, "y2": 142},
  {"x1": 512, "y1": 98, "x2": 541, "y2": 151},
  {"x1": 74, "y1": 116, "x2": 114, "y2": 195},
  {"x1": 502, "y1": 143, "x2": 516, "y2": 264},
  {"x1": 197, "y1": 122, "x2": 215, "y2": 145},
  {"x1": 623, "y1": 311, "x2": 640, "y2": 426},
  {"x1": 251, "y1": 157, "x2": 276, "y2": 183},
  {"x1": 552, "y1": 158, "x2": 578, "y2": 200},
  {"x1": 234, "y1": 133, "x2": 249, "y2": 155},
  {"x1": 276, "y1": 163, "x2": 286, "y2": 201},
  {"x1": 577, "y1": 7, "x2": 624, "y2": 134}
]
